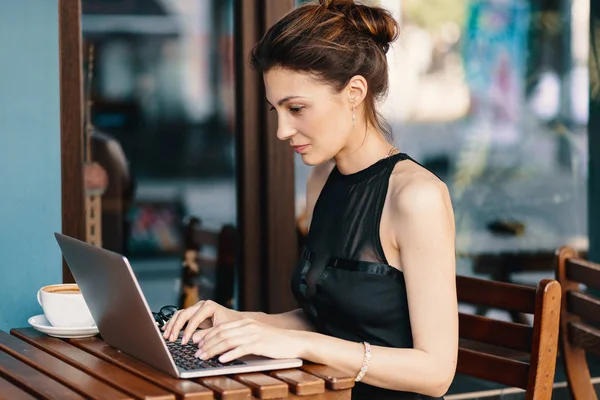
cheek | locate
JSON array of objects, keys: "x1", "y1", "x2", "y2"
[{"x1": 304, "y1": 108, "x2": 345, "y2": 141}]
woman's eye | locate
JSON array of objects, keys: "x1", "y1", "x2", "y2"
[
  {"x1": 269, "y1": 106, "x2": 275, "y2": 112},
  {"x1": 290, "y1": 106, "x2": 304, "y2": 113}
]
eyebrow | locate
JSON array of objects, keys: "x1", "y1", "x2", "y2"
[{"x1": 266, "y1": 96, "x2": 305, "y2": 107}]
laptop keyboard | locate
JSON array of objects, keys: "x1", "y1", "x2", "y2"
[{"x1": 165, "y1": 340, "x2": 247, "y2": 371}]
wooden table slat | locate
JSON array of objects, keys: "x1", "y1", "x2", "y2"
[
  {"x1": 233, "y1": 373, "x2": 288, "y2": 399},
  {"x1": 270, "y1": 369, "x2": 325, "y2": 396},
  {"x1": 46, "y1": 330, "x2": 214, "y2": 400},
  {"x1": 10, "y1": 328, "x2": 174, "y2": 400},
  {"x1": 0, "y1": 350, "x2": 87, "y2": 400},
  {"x1": 197, "y1": 376, "x2": 252, "y2": 400},
  {"x1": 4, "y1": 328, "x2": 354, "y2": 400},
  {"x1": 0, "y1": 330, "x2": 131, "y2": 400},
  {"x1": 300, "y1": 364, "x2": 355, "y2": 390},
  {"x1": 285, "y1": 389, "x2": 351, "y2": 400},
  {"x1": 0, "y1": 375, "x2": 38, "y2": 400}
]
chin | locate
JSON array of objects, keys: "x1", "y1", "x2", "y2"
[{"x1": 299, "y1": 152, "x2": 326, "y2": 166}]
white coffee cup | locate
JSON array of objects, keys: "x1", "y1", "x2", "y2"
[{"x1": 37, "y1": 284, "x2": 95, "y2": 328}]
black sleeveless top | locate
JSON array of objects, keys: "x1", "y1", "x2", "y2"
[{"x1": 291, "y1": 153, "x2": 443, "y2": 400}]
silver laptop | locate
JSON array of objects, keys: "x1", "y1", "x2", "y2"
[{"x1": 54, "y1": 232, "x2": 302, "y2": 378}]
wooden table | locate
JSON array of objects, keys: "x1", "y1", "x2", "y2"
[{"x1": 0, "y1": 328, "x2": 353, "y2": 399}]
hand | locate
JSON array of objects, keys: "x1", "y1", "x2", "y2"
[
  {"x1": 194, "y1": 318, "x2": 305, "y2": 363},
  {"x1": 162, "y1": 300, "x2": 241, "y2": 344}
]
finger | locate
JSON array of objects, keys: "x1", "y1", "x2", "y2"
[
  {"x1": 196, "y1": 334, "x2": 252, "y2": 360},
  {"x1": 162, "y1": 310, "x2": 182, "y2": 337},
  {"x1": 166, "y1": 308, "x2": 197, "y2": 341},
  {"x1": 181, "y1": 303, "x2": 216, "y2": 344},
  {"x1": 192, "y1": 327, "x2": 214, "y2": 344},
  {"x1": 163, "y1": 309, "x2": 186, "y2": 338},
  {"x1": 201, "y1": 318, "x2": 250, "y2": 345},
  {"x1": 218, "y1": 345, "x2": 252, "y2": 363},
  {"x1": 162, "y1": 309, "x2": 183, "y2": 333},
  {"x1": 198, "y1": 325, "x2": 253, "y2": 358}
]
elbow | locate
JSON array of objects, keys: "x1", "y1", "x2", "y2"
[
  {"x1": 422, "y1": 366, "x2": 455, "y2": 398},
  {"x1": 425, "y1": 381, "x2": 451, "y2": 398}
]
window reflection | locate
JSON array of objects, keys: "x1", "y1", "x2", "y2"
[
  {"x1": 293, "y1": 0, "x2": 591, "y2": 394},
  {"x1": 295, "y1": 0, "x2": 589, "y2": 272},
  {"x1": 82, "y1": 0, "x2": 237, "y2": 311}
]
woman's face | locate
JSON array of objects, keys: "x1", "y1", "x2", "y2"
[{"x1": 264, "y1": 67, "x2": 353, "y2": 165}]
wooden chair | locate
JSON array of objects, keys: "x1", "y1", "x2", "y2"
[
  {"x1": 456, "y1": 275, "x2": 561, "y2": 399},
  {"x1": 180, "y1": 217, "x2": 237, "y2": 309},
  {"x1": 555, "y1": 246, "x2": 600, "y2": 399}
]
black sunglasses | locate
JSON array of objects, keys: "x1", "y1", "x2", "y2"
[{"x1": 152, "y1": 305, "x2": 178, "y2": 328}]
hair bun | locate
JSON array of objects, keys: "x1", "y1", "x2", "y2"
[{"x1": 319, "y1": 0, "x2": 398, "y2": 53}]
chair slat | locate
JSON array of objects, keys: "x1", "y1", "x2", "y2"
[
  {"x1": 1, "y1": 331, "x2": 131, "y2": 400},
  {"x1": 556, "y1": 246, "x2": 599, "y2": 400},
  {"x1": 456, "y1": 348, "x2": 530, "y2": 389},
  {"x1": 568, "y1": 321, "x2": 600, "y2": 357},
  {"x1": 566, "y1": 258, "x2": 600, "y2": 291},
  {"x1": 567, "y1": 290, "x2": 600, "y2": 325},
  {"x1": 457, "y1": 276, "x2": 536, "y2": 313},
  {"x1": 270, "y1": 369, "x2": 325, "y2": 396},
  {"x1": 0, "y1": 350, "x2": 86, "y2": 400},
  {"x1": 526, "y1": 279, "x2": 561, "y2": 400},
  {"x1": 233, "y1": 373, "x2": 288, "y2": 399},
  {"x1": 197, "y1": 376, "x2": 251, "y2": 400},
  {"x1": 0, "y1": 375, "x2": 37, "y2": 400},
  {"x1": 458, "y1": 313, "x2": 533, "y2": 352},
  {"x1": 300, "y1": 364, "x2": 355, "y2": 390}
]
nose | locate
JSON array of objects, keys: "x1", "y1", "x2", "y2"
[{"x1": 276, "y1": 114, "x2": 295, "y2": 141}]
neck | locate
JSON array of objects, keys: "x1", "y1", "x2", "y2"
[{"x1": 334, "y1": 126, "x2": 396, "y2": 175}]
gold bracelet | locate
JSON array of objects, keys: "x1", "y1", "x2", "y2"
[{"x1": 354, "y1": 341, "x2": 371, "y2": 382}]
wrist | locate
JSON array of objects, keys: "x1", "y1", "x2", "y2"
[
  {"x1": 293, "y1": 330, "x2": 313, "y2": 360},
  {"x1": 240, "y1": 310, "x2": 263, "y2": 322}
]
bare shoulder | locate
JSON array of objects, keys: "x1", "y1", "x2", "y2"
[{"x1": 388, "y1": 160, "x2": 454, "y2": 221}]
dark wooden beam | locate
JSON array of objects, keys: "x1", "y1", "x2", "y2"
[
  {"x1": 590, "y1": 0, "x2": 600, "y2": 264},
  {"x1": 59, "y1": 0, "x2": 85, "y2": 284},
  {"x1": 263, "y1": 0, "x2": 297, "y2": 313},
  {"x1": 235, "y1": 0, "x2": 297, "y2": 312},
  {"x1": 235, "y1": 0, "x2": 265, "y2": 311}
]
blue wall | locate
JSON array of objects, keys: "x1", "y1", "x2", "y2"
[{"x1": 0, "y1": 1, "x2": 62, "y2": 331}]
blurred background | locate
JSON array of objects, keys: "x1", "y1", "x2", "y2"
[{"x1": 82, "y1": 0, "x2": 590, "y2": 310}]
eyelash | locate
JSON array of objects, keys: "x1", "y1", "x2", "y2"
[{"x1": 269, "y1": 106, "x2": 304, "y2": 114}]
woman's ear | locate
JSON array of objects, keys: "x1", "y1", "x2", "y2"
[{"x1": 346, "y1": 75, "x2": 368, "y2": 107}]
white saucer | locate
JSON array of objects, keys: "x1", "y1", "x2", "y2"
[{"x1": 28, "y1": 314, "x2": 99, "y2": 339}]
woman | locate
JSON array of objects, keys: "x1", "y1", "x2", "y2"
[{"x1": 163, "y1": 0, "x2": 458, "y2": 398}]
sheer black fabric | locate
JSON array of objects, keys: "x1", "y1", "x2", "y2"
[{"x1": 291, "y1": 153, "x2": 444, "y2": 400}]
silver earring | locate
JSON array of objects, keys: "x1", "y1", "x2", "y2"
[{"x1": 352, "y1": 106, "x2": 356, "y2": 128}]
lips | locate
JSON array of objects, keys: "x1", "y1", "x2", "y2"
[{"x1": 292, "y1": 144, "x2": 309, "y2": 154}]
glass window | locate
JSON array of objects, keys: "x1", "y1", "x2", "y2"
[
  {"x1": 293, "y1": 0, "x2": 590, "y2": 395},
  {"x1": 295, "y1": 0, "x2": 589, "y2": 280},
  {"x1": 82, "y1": 0, "x2": 238, "y2": 311}
]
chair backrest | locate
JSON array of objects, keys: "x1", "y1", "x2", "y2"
[
  {"x1": 456, "y1": 275, "x2": 561, "y2": 400},
  {"x1": 180, "y1": 217, "x2": 237, "y2": 309},
  {"x1": 555, "y1": 246, "x2": 600, "y2": 400}
]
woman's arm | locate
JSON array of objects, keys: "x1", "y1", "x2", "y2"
[
  {"x1": 194, "y1": 176, "x2": 457, "y2": 397},
  {"x1": 295, "y1": 178, "x2": 458, "y2": 397},
  {"x1": 242, "y1": 309, "x2": 316, "y2": 331}
]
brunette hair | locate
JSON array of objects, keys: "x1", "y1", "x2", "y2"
[{"x1": 250, "y1": 0, "x2": 399, "y2": 140}]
